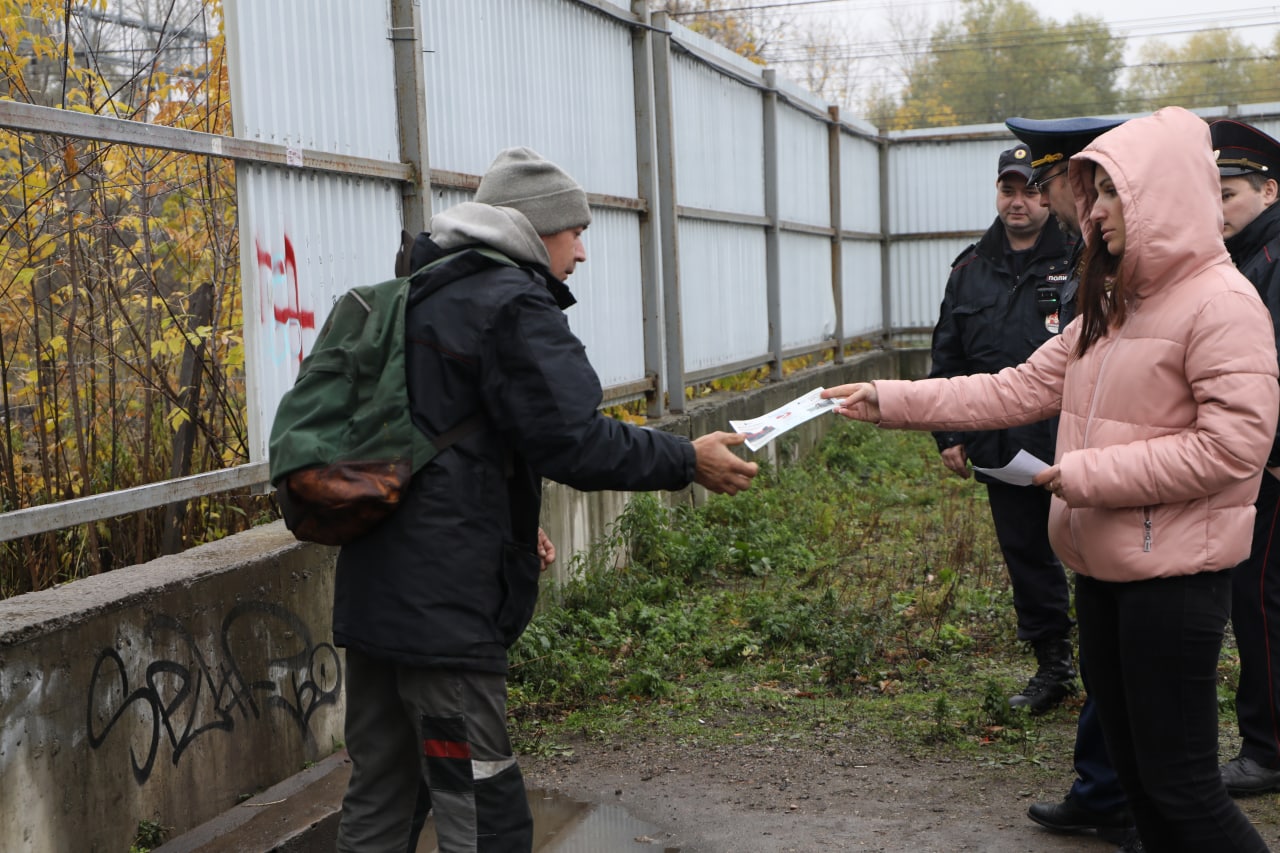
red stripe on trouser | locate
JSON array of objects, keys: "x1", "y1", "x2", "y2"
[{"x1": 423, "y1": 739, "x2": 471, "y2": 759}]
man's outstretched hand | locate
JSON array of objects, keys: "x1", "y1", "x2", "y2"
[{"x1": 692, "y1": 432, "x2": 759, "y2": 495}]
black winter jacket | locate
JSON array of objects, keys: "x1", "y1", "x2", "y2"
[
  {"x1": 333, "y1": 226, "x2": 695, "y2": 674},
  {"x1": 928, "y1": 217, "x2": 1076, "y2": 479},
  {"x1": 1226, "y1": 201, "x2": 1280, "y2": 467}
]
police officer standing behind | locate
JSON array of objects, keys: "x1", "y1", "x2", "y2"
[
  {"x1": 929, "y1": 144, "x2": 1078, "y2": 713},
  {"x1": 1209, "y1": 118, "x2": 1280, "y2": 797}
]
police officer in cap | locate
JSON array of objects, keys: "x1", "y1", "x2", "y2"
[
  {"x1": 1006, "y1": 115, "x2": 1138, "y2": 851},
  {"x1": 1210, "y1": 117, "x2": 1280, "y2": 797},
  {"x1": 928, "y1": 143, "x2": 1077, "y2": 716}
]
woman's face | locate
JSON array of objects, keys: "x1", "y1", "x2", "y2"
[{"x1": 1090, "y1": 165, "x2": 1125, "y2": 256}]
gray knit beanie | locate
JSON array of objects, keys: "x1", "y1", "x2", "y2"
[{"x1": 474, "y1": 147, "x2": 592, "y2": 236}]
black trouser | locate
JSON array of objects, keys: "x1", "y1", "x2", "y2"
[
  {"x1": 1077, "y1": 572, "x2": 1269, "y2": 853},
  {"x1": 336, "y1": 648, "x2": 533, "y2": 853},
  {"x1": 1233, "y1": 471, "x2": 1280, "y2": 768},
  {"x1": 985, "y1": 480, "x2": 1072, "y2": 642},
  {"x1": 1066, "y1": 692, "x2": 1127, "y2": 813}
]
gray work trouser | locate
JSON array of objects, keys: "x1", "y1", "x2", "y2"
[{"x1": 335, "y1": 648, "x2": 533, "y2": 853}]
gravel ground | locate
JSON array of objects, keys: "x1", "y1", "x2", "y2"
[{"x1": 520, "y1": 728, "x2": 1280, "y2": 852}]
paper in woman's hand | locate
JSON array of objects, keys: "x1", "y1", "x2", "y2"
[
  {"x1": 971, "y1": 449, "x2": 1049, "y2": 486},
  {"x1": 729, "y1": 388, "x2": 838, "y2": 452}
]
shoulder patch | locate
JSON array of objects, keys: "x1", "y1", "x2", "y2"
[{"x1": 951, "y1": 243, "x2": 978, "y2": 269}]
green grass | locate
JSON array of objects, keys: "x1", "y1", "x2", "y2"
[
  {"x1": 507, "y1": 421, "x2": 1280, "y2": 833},
  {"x1": 509, "y1": 423, "x2": 1076, "y2": 765},
  {"x1": 506, "y1": 422, "x2": 1280, "y2": 814}
]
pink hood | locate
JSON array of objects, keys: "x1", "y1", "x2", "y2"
[{"x1": 1069, "y1": 107, "x2": 1229, "y2": 296}]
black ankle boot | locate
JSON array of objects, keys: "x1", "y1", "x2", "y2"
[{"x1": 1009, "y1": 636, "x2": 1077, "y2": 714}]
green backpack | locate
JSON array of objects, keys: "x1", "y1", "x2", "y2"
[{"x1": 268, "y1": 247, "x2": 509, "y2": 545}]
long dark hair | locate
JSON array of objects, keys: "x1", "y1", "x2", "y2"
[{"x1": 1074, "y1": 210, "x2": 1128, "y2": 358}]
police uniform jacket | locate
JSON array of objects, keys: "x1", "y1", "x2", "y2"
[
  {"x1": 333, "y1": 203, "x2": 696, "y2": 674},
  {"x1": 1226, "y1": 200, "x2": 1280, "y2": 466},
  {"x1": 928, "y1": 215, "x2": 1076, "y2": 479}
]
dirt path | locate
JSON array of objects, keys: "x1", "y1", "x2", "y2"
[{"x1": 521, "y1": 732, "x2": 1280, "y2": 852}]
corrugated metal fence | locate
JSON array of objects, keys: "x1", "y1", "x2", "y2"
[{"x1": 0, "y1": 0, "x2": 1274, "y2": 541}]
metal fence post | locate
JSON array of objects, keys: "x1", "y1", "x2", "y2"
[
  {"x1": 828, "y1": 105, "x2": 844, "y2": 363},
  {"x1": 391, "y1": 0, "x2": 430, "y2": 234},
  {"x1": 161, "y1": 282, "x2": 215, "y2": 555},
  {"x1": 651, "y1": 11, "x2": 686, "y2": 413},
  {"x1": 878, "y1": 135, "x2": 893, "y2": 345},
  {"x1": 763, "y1": 69, "x2": 782, "y2": 379},
  {"x1": 631, "y1": 0, "x2": 666, "y2": 418}
]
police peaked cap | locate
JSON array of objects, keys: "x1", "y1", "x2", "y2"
[
  {"x1": 1209, "y1": 119, "x2": 1280, "y2": 178},
  {"x1": 1005, "y1": 116, "x2": 1127, "y2": 181}
]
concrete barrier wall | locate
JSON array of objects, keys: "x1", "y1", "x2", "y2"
[
  {"x1": 0, "y1": 527, "x2": 343, "y2": 852},
  {"x1": 0, "y1": 350, "x2": 924, "y2": 851}
]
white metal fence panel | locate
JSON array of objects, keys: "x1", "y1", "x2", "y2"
[
  {"x1": 562, "y1": 207, "x2": 647, "y2": 391},
  {"x1": 224, "y1": 0, "x2": 398, "y2": 160},
  {"x1": 679, "y1": 219, "x2": 769, "y2": 373},
  {"x1": 776, "y1": 88, "x2": 832, "y2": 227},
  {"x1": 886, "y1": 132, "x2": 1014, "y2": 234},
  {"x1": 842, "y1": 240, "x2": 883, "y2": 339},
  {"x1": 225, "y1": 0, "x2": 406, "y2": 463},
  {"x1": 421, "y1": 0, "x2": 639, "y2": 198},
  {"x1": 432, "y1": 187, "x2": 473, "y2": 218},
  {"x1": 779, "y1": 232, "x2": 835, "y2": 350},
  {"x1": 239, "y1": 169, "x2": 404, "y2": 462},
  {"x1": 840, "y1": 130, "x2": 881, "y2": 235},
  {"x1": 889, "y1": 238, "x2": 973, "y2": 331},
  {"x1": 418, "y1": 0, "x2": 646, "y2": 393},
  {"x1": 670, "y1": 34, "x2": 766, "y2": 216},
  {"x1": 885, "y1": 128, "x2": 1018, "y2": 340}
]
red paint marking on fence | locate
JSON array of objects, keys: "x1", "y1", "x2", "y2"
[{"x1": 255, "y1": 234, "x2": 316, "y2": 366}]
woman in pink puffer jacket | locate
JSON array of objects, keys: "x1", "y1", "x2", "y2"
[{"x1": 824, "y1": 107, "x2": 1278, "y2": 852}]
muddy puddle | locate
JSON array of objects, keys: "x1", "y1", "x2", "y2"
[{"x1": 415, "y1": 788, "x2": 678, "y2": 852}]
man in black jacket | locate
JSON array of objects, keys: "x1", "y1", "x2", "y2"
[
  {"x1": 1210, "y1": 119, "x2": 1280, "y2": 797},
  {"x1": 929, "y1": 144, "x2": 1077, "y2": 714},
  {"x1": 333, "y1": 147, "x2": 758, "y2": 853}
]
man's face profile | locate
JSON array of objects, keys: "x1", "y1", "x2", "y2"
[{"x1": 541, "y1": 227, "x2": 587, "y2": 281}]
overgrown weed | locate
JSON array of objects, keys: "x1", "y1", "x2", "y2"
[
  {"x1": 508, "y1": 423, "x2": 1267, "y2": 783},
  {"x1": 509, "y1": 423, "x2": 1061, "y2": 761}
]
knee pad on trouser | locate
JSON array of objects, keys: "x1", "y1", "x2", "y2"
[
  {"x1": 475, "y1": 763, "x2": 533, "y2": 853},
  {"x1": 421, "y1": 712, "x2": 531, "y2": 853}
]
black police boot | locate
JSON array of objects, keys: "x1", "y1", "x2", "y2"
[{"x1": 1009, "y1": 637, "x2": 1077, "y2": 714}]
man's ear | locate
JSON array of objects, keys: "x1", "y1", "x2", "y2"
[
  {"x1": 1265, "y1": 179, "x2": 1280, "y2": 207},
  {"x1": 394, "y1": 229, "x2": 414, "y2": 277}
]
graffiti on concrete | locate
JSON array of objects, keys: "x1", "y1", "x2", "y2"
[{"x1": 86, "y1": 602, "x2": 341, "y2": 785}]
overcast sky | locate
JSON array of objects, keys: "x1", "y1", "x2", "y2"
[
  {"x1": 1051, "y1": 1, "x2": 1277, "y2": 49},
  {"x1": 758, "y1": 0, "x2": 1279, "y2": 106},
  {"x1": 781, "y1": 0, "x2": 1279, "y2": 54}
]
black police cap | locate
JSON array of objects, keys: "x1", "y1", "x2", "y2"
[
  {"x1": 1005, "y1": 116, "x2": 1127, "y2": 181},
  {"x1": 997, "y1": 144, "x2": 1033, "y2": 182},
  {"x1": 1209, "y1": 119, "x2": 1280, "y2": 177}
]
